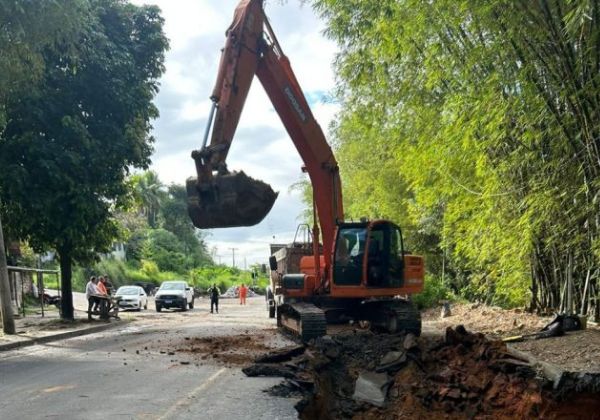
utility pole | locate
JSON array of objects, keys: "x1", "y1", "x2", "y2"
[
  {"x1": 0, "y1": 213, "x2": 15, "y2": 334},
  {"x1": 229, "y1": 247, "x2": 238, "y2": 268}
]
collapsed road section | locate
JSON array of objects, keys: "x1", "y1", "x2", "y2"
[{"x1": 244, "y1": 326, "x2": 600, "y2": 419}]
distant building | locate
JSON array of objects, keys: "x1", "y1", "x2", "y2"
[{"x1": 100, "y1": 242, "x2": 126, "y2": 261}]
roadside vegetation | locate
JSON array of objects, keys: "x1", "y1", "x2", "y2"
[
  {"x1": 60, "y1": 171, "x2": 268, "y2": 294},
  {"x1": 310, "y1": 0, "x2": 600, "y2": 316}
]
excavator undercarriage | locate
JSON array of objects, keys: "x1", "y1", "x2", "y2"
[{"x1": 275, "y1": 299, "x2": 421, "y2": 343}]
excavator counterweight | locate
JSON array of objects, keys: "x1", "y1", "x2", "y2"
[{"x1": 186, "y1": 172, "x2": 277, "y2": 229}]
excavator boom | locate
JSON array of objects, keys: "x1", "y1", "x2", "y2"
[
  {"x1": 187, "y1": 0, "x2": 277, "y2": 229},
  {"x1": 188, "y1": 0, "x2": 343, "y2": 268}
]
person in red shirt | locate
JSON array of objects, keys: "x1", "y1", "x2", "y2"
[{"x1": 239, "y1": 283, "x2": 248, "y2": 305}]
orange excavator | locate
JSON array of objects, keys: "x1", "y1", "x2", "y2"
[{"x1": 187, "y1": 0, "x2": 424, "y2": 341}]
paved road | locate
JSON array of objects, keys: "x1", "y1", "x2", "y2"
[{"x1": 0, "y1": 297, "x2": 298, "y2": 420}]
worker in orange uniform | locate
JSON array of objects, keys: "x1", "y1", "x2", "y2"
[{"x1": 239, "y1": 283, "x2": 248, "y2": 305}]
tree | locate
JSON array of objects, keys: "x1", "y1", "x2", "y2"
[
  {"x1": 160, "y1": 184, "x2": 212, "y2": 266},
  {"x1": 142, "y1": 229, "x2": 186, "y2": 273},
  {"x1": 0, "y1": 0, "x2": 88, "y2": 331},
  {"x1": 0, "y1": 0, "x2": 88, "y2": 132},
  {"x1": 313, "y1": 0, "x2": 600, "y2": 312},
  {"x1": 131, "y1": 170, "x2": 166, "y2": 228},
  {"x1": 0, "y1": 0, "x2": 168, "y2": 319}
]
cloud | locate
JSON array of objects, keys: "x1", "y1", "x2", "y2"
[{"x1": 132, "y1": 0, "x2": 337, "y2": 266}]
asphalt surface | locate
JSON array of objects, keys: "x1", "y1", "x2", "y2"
[{"x1": 0, "y1": 297, "x2": 298, "y2": 420}]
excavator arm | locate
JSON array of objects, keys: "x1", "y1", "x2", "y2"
[{"x1": 187, "y1": 0, "x2": 343, "y2": 271}]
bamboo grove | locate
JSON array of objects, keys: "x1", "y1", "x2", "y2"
[{"x1": 312, "y1": 0, "x2": 600, "y2": 316}]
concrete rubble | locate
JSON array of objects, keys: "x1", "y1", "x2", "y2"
[{"x1": 353, "y1": 371, "x2": 390, "y2": 407}]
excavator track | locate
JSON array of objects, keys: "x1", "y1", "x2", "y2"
[
  {"x1": 362, "y1": 299, "x2": 422, "y2": 336},
  {"x1": 277, "y1": 303, "x2": 327, "y2": 342}
]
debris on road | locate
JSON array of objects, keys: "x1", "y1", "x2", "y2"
[
  {"x1": 244, "y1": 325, "x2": 600, "y2": 419},
  {"x1": 221, "y1": 286, "x2": 257, "y2": 299},
  {"x1": 254, "y1": 345, "x2": 306, "y2": 363},
  {"x1": 175, "y1": 331, "x2": 277, "y2": 366}
]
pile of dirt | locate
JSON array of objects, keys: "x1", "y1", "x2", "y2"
[
  {"x1": 243, "y1": 326, "x2": 600, "y2": 419},
  {"x1": 176, "y1": 333, "x2": 275, "y2": 366}
]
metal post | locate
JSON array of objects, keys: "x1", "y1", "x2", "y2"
[
  {"x1": 21, "y1": 274, "x2": 25, "y2": 317},
  {"x1": 38, "y1": 271, "x2": 44, "y2": 318}
]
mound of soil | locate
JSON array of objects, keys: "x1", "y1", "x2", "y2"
[{"x1": 245, "y1": 326, "x2": 600, "y2": 419}]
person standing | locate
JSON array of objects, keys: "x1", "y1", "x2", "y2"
[
  {"x1": 103, "y1": 275, "x2": 113, "y2": 295},
  {"x1": 93, "y1": 276, "x2": 108, "y2": 311},
  {"x1": 96, "y1": 276, "x2": 108, "y2": 296},
  {"x1": 208, "y1": 283, "x2": 220, "y2": 313},
  {"x1": 86, "y1": 276, "x2": 100, "y2": 320},
  {"x1": 239, "y1": 283, "x2": 248, "y2": 305}
]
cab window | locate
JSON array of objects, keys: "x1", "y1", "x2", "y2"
[{"x1": 333, "y1": 227, "x2": 366, "y2": 285}]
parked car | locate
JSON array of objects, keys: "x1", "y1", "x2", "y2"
[
  {"x1": 155, "y1": 281, "x2": 194, "y2": 312},
  {"x1": 114, "y1": 285, "x2": 148, "y2": 311}
]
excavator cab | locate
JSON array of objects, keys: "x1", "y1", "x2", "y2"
[{"x1": 333, "y1": 221, "x2": 405, "y2": 289}]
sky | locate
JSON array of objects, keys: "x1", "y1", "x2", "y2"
[{"x1": 130, "y1": 0, "x2": 339, "y2": 268}]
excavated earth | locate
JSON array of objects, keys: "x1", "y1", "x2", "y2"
[{"x1": 244, "y1": 326, "x2": 600, "y2": 419}]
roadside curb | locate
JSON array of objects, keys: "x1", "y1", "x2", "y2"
[{"x1": 0, "y1": 320, "x2": 128, "y2": 352}]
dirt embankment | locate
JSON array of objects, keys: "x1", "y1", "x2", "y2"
[
  {"x1": 422, "y1": 302, "x2": 553, "y2": 338},
  {"x1": 244, "y1": 326, "x2": 600, "y2": 419},
  {"x1": 424, "y1": 302, "x2": 600, "y2": 374}
]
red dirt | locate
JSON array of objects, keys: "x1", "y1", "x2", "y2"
[
  {"x1": 290, "y1": 327, "x2": 600, "y2": 419},
  {"x1": 176, "y1": 333, "x2": 277, "y2": 366}
]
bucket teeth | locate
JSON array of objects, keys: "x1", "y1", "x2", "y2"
[{"x1": 186, "y1": 171, "x2": 278, "y2": 229}]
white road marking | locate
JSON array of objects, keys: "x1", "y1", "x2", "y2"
[{"x1": 157, "y1": 367, "x2": 227, "y2": 420}]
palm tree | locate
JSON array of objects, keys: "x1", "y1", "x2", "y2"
[{"x1": 132, "y1": 171, "x2": 166, "y2": 228}]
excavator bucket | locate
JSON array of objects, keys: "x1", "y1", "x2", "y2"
[{"x1": 186, "y1": 171, "x2": 278, "y2": 229}]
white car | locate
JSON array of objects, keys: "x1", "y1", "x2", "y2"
[
  {"x1": 155, "y1": 281, "x2": 194, "y2": 312},
  {"x1": 115, "y1": 285, "x2": 148, "y2": 311}
]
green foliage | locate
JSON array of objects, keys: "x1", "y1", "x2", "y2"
[
  {"x1": 189, "y1": 265, "x2": 241, "y2": 291},
  {"x1": 119, "y1": 172, "x2": 213, "y2": 273},
  {"x1": 312, "y1": 0, "x2": 600, "y2": 310},
  {"x1": 0, "y1": 0, "x2": 88, "y2": 132},
  {"x1": 140, "y1": 259, "x2": 160, "y2": 279},
  {"x1": 131, "y1": 171, "x2": 166, "y2": 228},
  {"x1": 0, "y1": 1, "x2": 168, "y2": 318},
  {"x1": 142, "y1": 228, "x2": 186, "y2": 272},
  {"x1": 412, "y1": 275, "x2": 455, "y2": 309}
]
